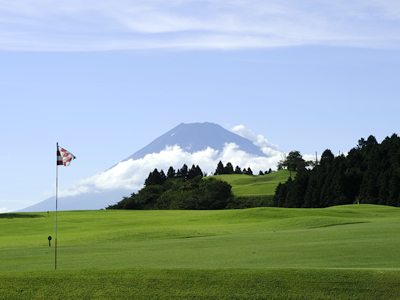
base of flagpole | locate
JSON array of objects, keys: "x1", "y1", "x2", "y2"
[{"x1": 55, "y1": 238, "x2": 57, "y2": 270}]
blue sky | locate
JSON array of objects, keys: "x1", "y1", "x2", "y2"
[{"x1": 1, "y1": 0, "x2": 399, "y2": 212}]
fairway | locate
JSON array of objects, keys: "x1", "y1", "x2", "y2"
[
  {"x1": 1, "y1": 205, "x2": 400, "y2": 298},
  {"x1": 215, "y1": 169, "x2": 292, "y2": 196}
]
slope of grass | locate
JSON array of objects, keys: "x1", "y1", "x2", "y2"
[
  {"x1": 1, "y1": 205, "x2": 400, "y2": 298},
  {"x1": 1, "y1": 268, "x2": 400, "y2": 299},
  {"x1": 214, "y1": 169, "x2": 292, "y2": 196}
]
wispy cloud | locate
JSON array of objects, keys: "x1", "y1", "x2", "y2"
[
  {"x1": 231, "y1": 125, "x2": 280, "y2": 156},
  {"x1": 1, "y1": 0, "x2": 399, "y2": 51}
]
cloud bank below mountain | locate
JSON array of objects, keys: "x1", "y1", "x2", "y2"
[{"x1": 60, "y1": 125, "x2": 282, "y2": 197}]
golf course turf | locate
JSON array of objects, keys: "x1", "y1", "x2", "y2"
[{"x1": 1, "y1": 204, "x2": 399, "y2": 299}]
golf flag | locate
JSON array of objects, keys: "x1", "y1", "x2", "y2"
[{"x1": 57, "y1": 146, "x2": 76, "y2": 166}]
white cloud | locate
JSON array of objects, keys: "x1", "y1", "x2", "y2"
[
  {"x1": 60, "y1": 142, "x2": 282, "y2": 197},
  {"x1": 303, "y1": 154, "x2": 319, "y2": 164},
  {"x1": 0, "y1": 207, "x2": 10, "y2": 213},
  {"x1": 1, "y1": 0, "x2": 399, "y2": 51},
  {"x1": 231, "y1": 124, "x2": 280, "y2": 156}
]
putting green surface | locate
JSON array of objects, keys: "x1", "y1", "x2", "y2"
[{"x1": 1, "y1": 205, "x2": 400, "y2": 299}]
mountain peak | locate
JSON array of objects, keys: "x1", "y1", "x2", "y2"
[{"x1": 124, "y1": 122, "x2": 266, "y2": 161}]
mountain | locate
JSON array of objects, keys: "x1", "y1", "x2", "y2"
[
  {"x1": 123, "y1": 122, "x2": 267, "y2": 161},
  {"x1": 18, "y1": 122, "x2": 270, "y2": 212},
  {"x1": 17, "y1": 189, "x2": 129, "y2": 213}
]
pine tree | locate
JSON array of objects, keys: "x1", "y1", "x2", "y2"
[
  {"x1": 225, "y1": 162, "x2": 234, "y2": 174},
  {"x1": 167, "y1": 166, "x2": 176, "y2": 179},
  {"x1": 234, "y1": 166, "x2": 242, "y2": 174},
  {"x1": 215, "y1": 161, "x2": 225, "y2": 175},
  {"x1": 180, "y1": 164, "x2": 189, "y2": 180}
]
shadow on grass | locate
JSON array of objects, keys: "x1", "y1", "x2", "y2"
[{"x1": 0, "y1": 213, "x2": 43, "y2": 219}]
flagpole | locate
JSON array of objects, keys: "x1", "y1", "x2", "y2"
[{"x1": 55, "y1": 142, "x2": 58, "y2": 270}]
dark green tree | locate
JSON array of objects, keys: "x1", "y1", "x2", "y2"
[
  {"x1": 225, "y1": 162, "x2": 234, "y2": 174},
  {"x1": 144, "y1": 168, "x2": 166, "y2": 186},
  {"x1": 285, "y1": 169, "x2": 309, "y2": 207},
  {"x1": 244, "y1": 167, "x2": 253, "y2": 175},
  {"x1": 320, "y1": 149, "x2": 334, "y2": 166},
  {"x1": 180, "y1": 164, "x2": 189, "y2": 180},
  {"x1": 167, "y1": 166, "x2": 176, "y2": 179},
  {"x1": 234, "y1": 165, "x2": 242, "y2": 174},
  {"x1": 215, "y1": 161, "x2": 225, "y2": 175},
  {"x1": 188, "y1": 164, "x2": 203, "y2": 180},
  {"x1": 194, "y1": 178, "x2": 233, "y2": 209},
  {"x1": 277, "y1": 151, "x2": 308, "y2": 173},
  {"x1": 388, "y1": 169, "x2": 400, "y2": 206}
]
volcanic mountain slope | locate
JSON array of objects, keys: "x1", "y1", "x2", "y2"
[{"x1": 123, "y1": 122, "x2": 267, "y2": 161}]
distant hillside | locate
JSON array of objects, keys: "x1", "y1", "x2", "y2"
[
  {"x1": 107, "y1": 169, "x2": 293, "y2": 211},
  {"x1": 214, "y1": 170, "x2": 292, "y2": 197}
]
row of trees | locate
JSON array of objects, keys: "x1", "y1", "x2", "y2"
[
  {"x1": 215, "y1": 161, "x2": 272, "y2": 176},
  {"x1": 274, "y1": 134, "x2": 400, "y2": 208},
  {"x1": 107, "y1": 175, "x2": 234, "y2": 210},
  {"x1": 144, "y1": 164, "x2": 204, "y2": 186},
  {"x1": 107, "y1": 161, "x2": 267, "y2": 210}
]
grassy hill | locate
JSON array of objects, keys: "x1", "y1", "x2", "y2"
[
  {"x1": 1, "y1": 205, "x2": 400, "y2": 298},
  {"x1": 214, "y1": 169, "x2": 292, "y2": 196}
]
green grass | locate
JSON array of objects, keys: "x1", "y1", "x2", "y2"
[
  {"x1": 1, "y1": 205, "x2": 400, "y2": 298},
  {"x1": 2, "y1": 269, "x2": 400, "y2": 299},
  {"x1": 214, "y1": 169, "x2": 292, "y2": 196}
]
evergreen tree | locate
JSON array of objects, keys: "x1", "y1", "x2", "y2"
[
  {"x1": 195, "y1": 165, "x2": 203, "y2": 177},
  {"x1": 378, "y1": 170, "x2": 391, "y2": 205},
  {"x1": 215, "y1": 161, "x2": 225, "y2": 175},
  {"x1": 188, "y1": 164, "x2": 203, "y2": 180},
  {"x1": 303, "y1": 172, "x2": 319, "y2": 208},
  {"x1": 234, "y1": 166, "x2": 242, "y2": 174},
  {"x1": 320, "y1": 149, "x2": 334, "y2": 166},
  {"x1": 144, "y1": 168, "x2": 166, "y2": 186},
  {"x1": 285, "y1": 169, "x2": 309, "y2": 207},
  {"x1": 160, "y1": 170, "x2": 166, "y2": 182},
  {"x1": 167, "y1": 166, "x2": 176, "y2": 179},
  {"x1": 180, "y1": 164, "x2": 189, "y2": 180},
  {"x1": 388, "y1": 169, "x2": 400, "y2": 206},
  {"x1": 225, "y1": 162, "x2": 234, "y2": 174},
  {"x1": 245, "y1": 168, "x2": 253, "y2": 175}
]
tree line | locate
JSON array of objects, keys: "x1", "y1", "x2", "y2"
[
  {"x1": 107, "y1": 133, "x2": 400, "y2": 210},
  {"x1": 274, "y1": 134, "x2": 400, "y2": 208},
  {"x1": 106, "y1": 162, "x2": 272, "y2": 210},
  {"x1": 214, "y1": 161, "x2": 272, "y2": 176}
]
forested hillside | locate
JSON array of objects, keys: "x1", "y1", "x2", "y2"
[
  {"x1": 106, "y1": 163, "x2": 280, "y2": 210},
  {"x1": 274, "y1": 134, "x2": 400, "y2": 207},
  {"x1": 107, "y1": 164, "x2": 234, "y2": 210}
]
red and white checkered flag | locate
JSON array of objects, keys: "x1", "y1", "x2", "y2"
[{"x1": 57, "y1": 146, "x2": 76, "y2": 166}]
